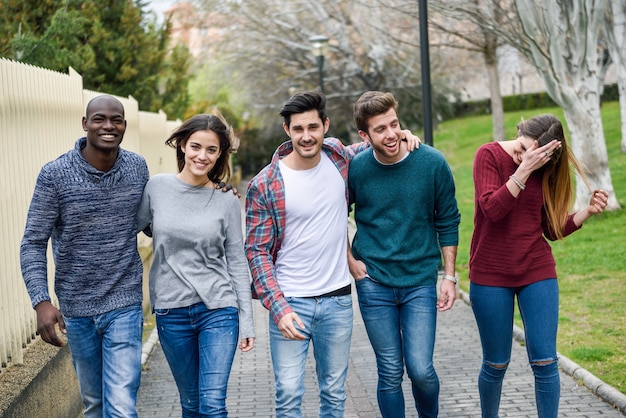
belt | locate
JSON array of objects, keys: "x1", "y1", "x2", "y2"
[{"x1": 305, "y1": 284, "x2": 351, "y2": 298}]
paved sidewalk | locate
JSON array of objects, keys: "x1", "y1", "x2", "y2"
[{"x1": 137, "y1": 289, "x2": 624, "y2": 417}]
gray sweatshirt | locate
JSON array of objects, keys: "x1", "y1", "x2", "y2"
[{"x1": 137, "y1": 174, "x2": 254, "y2": 339}]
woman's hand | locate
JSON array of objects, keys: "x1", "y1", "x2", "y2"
[
  {"x1": 573, "y1": 189, "x2": 609, "y2": 226},
  {"x1": 518, "y1": 140, "x2": 561, "y2": 178},
  {"x1": 239, "y1": 337, "x2": 255, "y2": 352},
  {"x1": 587, "y1": 189, "x2": 609, "y2": 215}
]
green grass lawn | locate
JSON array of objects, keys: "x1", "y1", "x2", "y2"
[{"x1": 433, "y1": 101, "x2": 626, "y2": 395}]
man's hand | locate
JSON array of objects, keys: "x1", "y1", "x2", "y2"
[
  {"x1": 401, "y1": 129, "x2": 421, "y2": 151},
  {"x1": 216, "y1": 181, "x2": 241, "y2": 198},
  {"x1": 347, "y1": 241, "x2": 368, "y2": 281},
  {"x1": 437, "y1": 279, "x2": 456, "y2": 311},
  {"x1": 277, "y1": 312, "x2": 306, "y2": 340},
  {"x1": 348, "y1": 257, "x2": 368, "y2": 281},
  {"x1": 35, "y1": 301, "x2": 66, "y2": 347}
]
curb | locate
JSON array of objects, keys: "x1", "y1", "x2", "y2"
[
  {"x1": 141, "y1": 327, "x2": 159, "y2": 367},
  {"x1": 558, "y1": 353, "x2": 626, "y2": 414},
  {"x1": 459, "y1": 289, "x2": 626, "y2": 414}
]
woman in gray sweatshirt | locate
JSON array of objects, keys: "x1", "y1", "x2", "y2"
[{"x1": 138, "y1": 114, "x2": 254, "y2": 417}]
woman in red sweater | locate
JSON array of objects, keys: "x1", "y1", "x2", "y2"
[{"x1": 469, "y1": 114, "x2": 609, "y2": 418}]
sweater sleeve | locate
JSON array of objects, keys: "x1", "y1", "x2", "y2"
[
  {"x1": 473, "y1": 145, "x2": 518, "y2": 223},
  {"x1": 225, "y1": 197, "x2": 255, "y2": 339},
  {"x1": 543, "y1": 213, "x2": 582, "y2": 241},
  {"x1": 20, "y1": 166, "x2": 58, "y2": 308},
  {"x1": 434, "y1": 159, "x2": 461, "y2": 247},
  {"x1": 137, "y1": 179, "x2": 153, "y2": 234}
]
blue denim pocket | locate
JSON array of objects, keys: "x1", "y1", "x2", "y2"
[{"x1": 333, "y1": 294, "x2": 353, "y2": 307}]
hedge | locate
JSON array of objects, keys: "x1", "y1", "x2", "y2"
[{"x1": 452, "y1": 83, "x2": 619, "y2": 119}]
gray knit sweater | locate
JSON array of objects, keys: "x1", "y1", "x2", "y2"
[
  {"x1": 137, "y1": 174, "x2": 255, "y2": 339},
  {"x1": 20, "y1": 138, "x2": 149, "y2": 317}
]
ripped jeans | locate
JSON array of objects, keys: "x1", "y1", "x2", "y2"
[{"x1": 470, "y1": 279, "x2": 560, "y2": 418}]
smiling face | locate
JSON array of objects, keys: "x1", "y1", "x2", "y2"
[
  {"x1": 358, "y1": 107, "x2": 406, "y2": 164},
  {"x1": 512, "y1": 134, "x2": 536, "y2": 165},
  {"x1": 179, "y1": 129, "x2": 222, "y2": 185},
  {"x1": 82, "y1": 97, "x2": 126, "y2": 154},
  {"x1": 283, "y1": 109, "x2": 329, "y2": 169}
]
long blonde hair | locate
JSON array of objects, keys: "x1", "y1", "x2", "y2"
[{"x1": 517, "y1": 114, "x2": 589, "y2": 240}]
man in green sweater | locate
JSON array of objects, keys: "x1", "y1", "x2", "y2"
[{"x1": 347, "y1": 91, "x2": 461, "y2": 418}]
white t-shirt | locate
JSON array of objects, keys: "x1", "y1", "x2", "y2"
[{"x1": 275, "y1": 153, "x2": 351, "y2": 296}]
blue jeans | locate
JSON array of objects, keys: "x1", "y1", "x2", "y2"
[
  {"x1": 269, "y1": 294, "x2": 353, "y2": 418},
  {"x1": 64, "y1": 303, "x2": 143, "y2": 418},
  {"x1": 355, "y1": 278, "x2": 439, "y2": 418},
  {"x1": 470, "y1": 279, "x2": 560, "y2": 418},
  {"x1": 156, "y1": 303, "x2": 239, "y2": 418}
]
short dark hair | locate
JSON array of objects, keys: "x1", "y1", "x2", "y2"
[
  {"x1": 165, "y1": 114, "x2": 233, "y2": 183},
  {"x1": 280, "y1": 91, "x2": 328, "y2": 127},
  {"x1": 353, "y1": 91, "x2": 398, "y2": 133}
]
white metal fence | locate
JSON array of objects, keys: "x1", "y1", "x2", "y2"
[{"x1": 0, "y1": 58, "x2": 181, "y2": 371}]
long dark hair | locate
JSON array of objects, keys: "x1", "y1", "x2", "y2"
[
  {"x1": 165, "y1": 114, "x2": 233, "y2": 183},
  {"x1": 517, "y1": 114, "x2": 588, "y2": 239}
]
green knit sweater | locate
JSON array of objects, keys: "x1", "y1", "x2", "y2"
[{"x1": 348, "y1": 145, "x2": 460, "y2": 288}]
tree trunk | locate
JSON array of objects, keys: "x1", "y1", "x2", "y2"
[
  {"x1": 513, "y1": 0, "x2": 620, "y2": 210},
  {"x1": 485, "y1": 55, "x2": 505, "y2": 141},
  {"x1": 562, "y1": 99, "x2": 620, "y2": 211},
  {"x1": 608, "y1": 0, "x2": 626, "y2": 152},
  {"x1": 480, "y1": 0, "x2": 506, "y2": 141},
  {"x1": 617, "y1": 74, "x2": 626, "y2": 152}
]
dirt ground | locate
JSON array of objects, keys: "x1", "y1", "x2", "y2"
[{"x1": 0, "y1": 337, "x2": 62, "y2": 414}]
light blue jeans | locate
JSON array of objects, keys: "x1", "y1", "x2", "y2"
[
  {"x1": 156, "y1": 303, "x2": 239, "y2": 418},
  {"x1": 355, "y1": 277, "x2": 439, "y2": 418},
  {"x1": 64, "y1": 303, "x2": 143, "y2": 418},
  {"x1": 269, "y1": 295, "x2": 353, "y2": 418},
  {"x1": 470, "y1": 279, "x2": 560, "y2": 418}
]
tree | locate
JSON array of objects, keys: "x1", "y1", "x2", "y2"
[
  {"x1": 428, "y1": 0, "x2": 510, "y2": 141},
  {"x1": 154, "y1": 44, "x2": 192, "y2": 120},
  {"x1": 3, "y1": 0, "x2": 191, "y2": 117},
  {"x1": 195, "y1": 0, "x2": 456, "y2": 148},
  {"x1": 9, "y1": 7, "x2": 96, "y2": 70},
  {"x1": 605, "y1": 0, "x2": 626, "y2": 153},
  {"x1": 0, "y1": 0, "x2": 60, "y2": 57},
  {"x1": 444, "y1": 0, "x2": 620, "y2": 210},
  {"x1": 515, "y1": 0, "x2": 619, "y2": 210}
]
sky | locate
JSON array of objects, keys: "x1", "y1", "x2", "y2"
[{"x1": 145, "y1": 0, "x2": 178, "y2": 23}]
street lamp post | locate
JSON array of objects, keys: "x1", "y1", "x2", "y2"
[
  {"x1": 309, "y1": 35, "x2": 329, "y2": 94},
  {"x1": 419, "y1": 0, "x2": 433, "y2": 146}
]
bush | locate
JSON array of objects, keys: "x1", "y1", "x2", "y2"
[
  {"x1": 451, "y1": 84, "x2": 618, "y2": 120},
  {"x1": 601, "y1": 83, "x2": 619, "y2": 102}
]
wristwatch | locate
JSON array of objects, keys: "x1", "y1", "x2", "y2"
[{"x1": 442, "y1": 274, "x2": 458, "y2": 284}]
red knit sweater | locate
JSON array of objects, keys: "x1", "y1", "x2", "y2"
[{"x1": 469, "y1": 142, "x2": 580, "y2": 287}]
